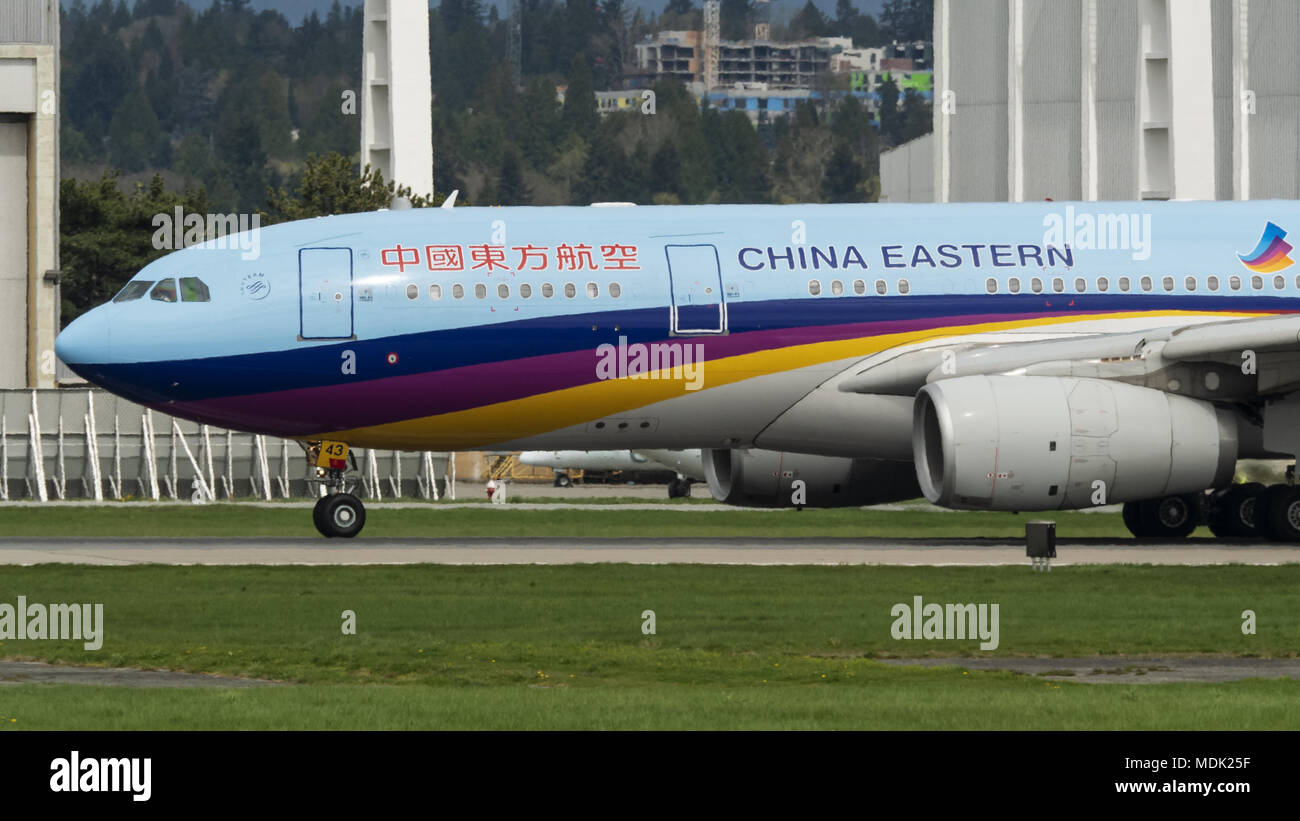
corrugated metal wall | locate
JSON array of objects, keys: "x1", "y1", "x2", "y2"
[
  {"x1": 1023, "y1": 0, "x2": 1083, "y2": 201},
  {"x1": 880, "y1": 134, "x2": 935, "y2": 202},
  {"x1": 1249, "y1": 0, "x2": 1300, "y2": 198},
  {"x1": 1211, "y1": 0, "x2": 1234, "y2": 199},
  {"x1": 0, "y1": 0, "x2": 52, "y2": 44},
  {"x1": 949, "y1": 0, "x2": 1009, "y2": 201},
  {"x1": 1095, "y1": 0, "x2": 1138, "y2": 200}
]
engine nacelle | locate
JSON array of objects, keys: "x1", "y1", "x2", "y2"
[
  {"x1": 703, "y1": 447, "x2": 920, "y2": 508},
  {"x1": 913, "y1": 375, "x2": 1238, "y2": 510}
]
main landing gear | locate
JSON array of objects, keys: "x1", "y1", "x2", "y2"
[
  {"x1": 306, "y1": 441, "x2": 366, "y2": 538},
  {"x1": 667, "y1": 477, "x2": 693, "y2": 499},
  {"x1": 1121, "y1": 474, "x2": 1300, "y2": 542}
]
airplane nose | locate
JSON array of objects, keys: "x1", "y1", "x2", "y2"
[{"x1": 55, "y1": 306, "x2": 111, "y2": 370}]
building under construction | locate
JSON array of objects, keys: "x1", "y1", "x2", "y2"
[{"x1": 634, "y1": 33, "x2": 851, "y2": 90}]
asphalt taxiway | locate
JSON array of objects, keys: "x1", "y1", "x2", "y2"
[{"x1": 1, "y1": 537, "x2": 1298, "y2": 565}]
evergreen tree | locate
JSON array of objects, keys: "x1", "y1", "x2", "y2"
[
  {"x1": 897, "y1": 88, "x2": 933, "y2": 143},
  {"x1": 881, "y1": 0, "x2": 933, "y2": 42},
  {"x1": 496, "y1": 149, "x2": 531, "y2": 205},
  {"x1": 721, "y1": 0, "x2": 753, "y2": 40},
  {"x1": 516, "y1": 77, "x2": 564, "y2": 168},
  {"x1": 821, "y1": 140, "x2": 865, "y2": 202},
  {"x1": 107, "y1": 91, "x2": 165, "y2": 171},
  {"x1": 265, "y1": 152, "x2": 439, "y2": 223},
  {"x1": 877, "y1": 75, "x2": 900, "y2": 140},
  {"x1": 572, "y1": 127, "x2": 630, "y2": 204},
  {"x1": 789, "y1": 1, "x2": 828, "y2": 38},
  {"x1": 650, "y1": 143, "x2": 685, "y2": 201},
  {"x1": 562, "y1": 53, "x2": 599, "y2": 139}
]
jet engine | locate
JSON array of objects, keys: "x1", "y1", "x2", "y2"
[
  {"x1": 703, "y1": 447, "x2": 920, "y2": 508},
  {"x1": 912, "y1": 375, "x2": 1238, "y2": 510}
]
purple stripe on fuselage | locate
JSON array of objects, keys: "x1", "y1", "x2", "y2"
[{"x1": 163, "y1": 310, "x2": 1106, "y2": 436}]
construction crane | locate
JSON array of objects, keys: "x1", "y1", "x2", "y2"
[{"x1": 703, "y1": 0, "x2": 719, "y2": 91}]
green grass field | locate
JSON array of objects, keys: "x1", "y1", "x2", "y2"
[
  {"x1": 1, "y1": 563, "x2": 1297, "y2": 729},
  {"x1": 0, "y1": 503, "x2": 1187, "y2": 539}
]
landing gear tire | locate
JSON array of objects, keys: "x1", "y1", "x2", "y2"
[
  {"x1": 1122, "y1": 501, "x2": 1148, "y2": 538},
  {"x1": 315, "y1": 493, "x2": 366, "y2": 538},
  {"x1": 554, "y1": 473, "x2": 573, "y2": 488},
  {"x1": 1131, "y1": 494, "x2": 1199, "y2": 539},
  {"x1": 1207, "y1": 483, "x2": 1264, "y2": 539},
  {"x1": 1260, "y1": 484, "x2": 1300, "y2": 542},
  {"x1": 667, "y1": 479, "x2": 692, "y2": 499},
  {"x1": 312, "y1": 494, "x2": 331, "y2": 536}
]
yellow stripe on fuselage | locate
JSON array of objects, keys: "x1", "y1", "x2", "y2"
[{"x1": 319, "y1": 310, "x2": 1264, "y2": 449}]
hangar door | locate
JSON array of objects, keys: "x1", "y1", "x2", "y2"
[
  {"x1": 665, "y1": 244, "x2": 727, "y2": 335},
  {"x1": 299, "y1": 247, "x2": 354, "y2": 340},
  {"x1": 0, "y1": 119, "x2": 27, "y2": 387}
]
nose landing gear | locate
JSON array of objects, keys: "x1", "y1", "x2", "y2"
[{"x1": 306, "y1": 441, "x2": 366, "y2": 538}]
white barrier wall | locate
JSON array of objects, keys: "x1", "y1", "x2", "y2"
[{"x1": 0, "y1": 389, "x2": 455, "y2": 501}]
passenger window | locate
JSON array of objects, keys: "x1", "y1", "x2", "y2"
[
  {"x1": 1140, "y1": 276, "x2": 1153, "y2": 292},
  {"x1": 809, "y1": 280, "x2": 821, "y2": 296},
  {"x1": 875, "y1": 280, "x2": 887, "y2": 295},
  {"x1": 1074, "y1": 277, "x2": 1085, "y2": 292},
  {"x1": 519, "y1": 283, "x2": 532, "y2": 299},
  {"x1": 452, "y1": 283, "x2": 465, "y2": 299},
  {"x1": 542, "y1": 283, "x2": 555, "y2": 298},
  {"x1": 1097, "y1": 277, "x2": 1109, "y2": 292},
  {"x1": 830, "y1": 279, "x2": 843, "y2": 296},
  {"x1": 1118, "y1": 276, "x2": 1130, "y2": 292},
  {"x1": 498, "y1": 283, "x2": 510, "y2": 299},
  {"x1": 564, "y1": 283, "x2": 576, "y2": 298},
  {"x1": 1162, "y1": 276, "x2": 1174, "y2": 292},
  {"x1": 113, "y1": 281, "x2": 154, "y2": 302},
  {"x1": 1230, "y1": 276, "x2": 1241, "y2": 291},
  {"x1": 1008, "y1": 277, "x2": 1021, "y2": 294},
  {"x1": 1052, "y1": 278, "x2": 1064, "y2": 293},
  {"x1": 586, "y1": 282, "x2": 599, "y2": 298},
  {"x1": 1251, "y1": 275, "x2": 1263, "y2": 290},
  {"x1": 474, "y1": 283, "x2": 487, "y2": 299},
  {"x1": 1275, "y1": 275, "x2": 1286, "y2": 290},
  {"x1": 1207, "y1": 276, "x2": 1219, "y2": 291},
  {"x1": 1031, "y1": 278, "x2": 1043, "y2": 294},
  {"x1": 406, "y1": 283, "x2": 419, "y2": 300},
  {"x1": 985, "y1": 278, "x2": 997, "y2": 294},
  {"x1": 179, "y1": 277, "x2": 210, "y2": 302},
  {"x1": 1185, "y1": 276, "x2": 1196, "y2": 291},
  {"x1": 150, "y1": 278, "x2": 178, "y2": 303},
  {"x1": 430, "y1": 284, "x2": 442, "y2": 300},
  {"x1": 897, "y1": 279, "x2": 910, "y2": 295},
  {"x1": 852, "y1": 279, "x2": 865, "y2": 295},
  {"x1": 609, "y1": 282, "x2": 621, "y2": 298}
]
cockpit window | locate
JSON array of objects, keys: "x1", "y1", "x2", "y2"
[
  {"x1": 113, "y1": 280, "x2": 154, "y2": 302},
  {"x1": 180, "y1": 277, "x2": 211, "y2": 302},
  {"x1": 150, "y1": 278, "x2": 178, "y2": 303}
]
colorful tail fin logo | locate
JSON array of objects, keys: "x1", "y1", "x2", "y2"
[{"x1": 1239, "y1": 222, "x2": 1295, "y2": 273}]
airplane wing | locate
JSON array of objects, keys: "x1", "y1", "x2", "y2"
[{"x1": 838, "y1": 313, "x2": 1300, "y2": 402}]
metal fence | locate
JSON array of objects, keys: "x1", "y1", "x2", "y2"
[{"x1": 0, "y1": 389, "x2": 456, "y2": 502}]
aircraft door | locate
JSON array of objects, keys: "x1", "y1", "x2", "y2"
[
  {"x1": 665, "y1": 244, "x2": 727, "y2": 335},
  {"x1": 299, "y1": 247, "x2": 354, "y2": 340}
]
